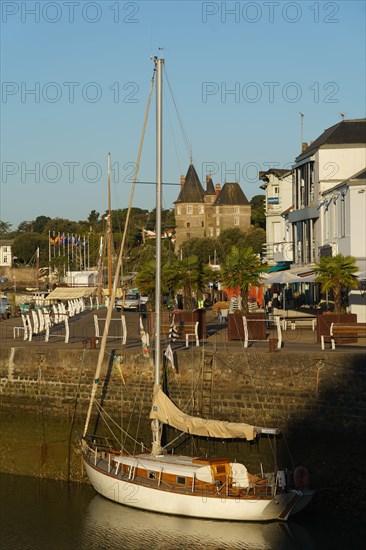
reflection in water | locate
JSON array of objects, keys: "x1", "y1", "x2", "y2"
[{"x1": 83, "y1": 495, "x2": 314, "y2": 550}]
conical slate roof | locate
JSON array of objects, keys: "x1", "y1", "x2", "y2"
[
  {"x1": 214, "y1": 182, "x2": 249, "y2": 205},
  {"x1": 175, "y1": 164, "x2": 205, "y2": 203},
  {"x1": 205, "y1": 177, "x2": 215, "y2": 195}
]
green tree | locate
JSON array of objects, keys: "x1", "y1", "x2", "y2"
[
  {"x1": 0, "y1": 220, "x2": 12, "y2": 235},
  {"x1": 220, "y1": 246, "x2": 264, "y2": 314},
  {"x1": 242, "y1": 227, "x2": 266, "y2": 255},
  {"x1": 250, "y1": 195, "x2": 266, "y2": 229},
  {"x1": 33, "y1": 215, "x2": 51, "y2": 233},
  {"x1": 12, "y1": 233, "x2": 48, "y2": 264},
  {"x1": 314, "y1": 254, "x2": 359, "y2": 314},
  {"x1": 179, "y1": 237, "x2": 217, "y2": 264}
]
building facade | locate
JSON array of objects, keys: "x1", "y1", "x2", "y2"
[
  {"x1": 287, "y1": 119, "x2": 366, "y2": 267},
  {"x1": 259, "y1": 169, "x2": 293, "y2": 264},
  {"x1": 174, "y1": 164, "x2": 251, "y2": 251},
  {"x1": 0, "y1": 240, "x2": 13, "y2": 267}
]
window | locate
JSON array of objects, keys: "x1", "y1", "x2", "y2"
[
  {"x1": 234, "y1": 216, "x2": 239, "y2": 226},
  {"x1": 209, "y1": 227, "x2": 214, "y2": 237},
  {"x1": 3, "y1": 247, "x2": 7, "y2": 252},
  {"x1": 216, "y1": 228, "x2": 220, "y2": 236},
  {"x1": 3, "y1": 256, "x2": 8, "y2": 263},
  {"x1": 177, "y1": 206, "x2": 181, "y2": 215},
  {"x1": 186, "y1": 233, "x2": 190, "y2": 239},
  {"x1": 148, "y1": 472, "x2": 157, "y2": 480},
  {"x1": 234, "y1": 206, "x2": 239, "y2": 214},
  {"x1": 273, "y1": 186, "x2": 279, "y2": 195},
  {"x1": 186, "y1": 222, "x2": 190, "y2": 228},
  {"x1": 177, "y1": 476, "x2": 186, "y2": 485},
  {"x1": 201, "y1": 221, "x2": 204, "y2": 227},
  {"x1": 199, "y1": 205, "x2": 204, "y2": 214},
  {"x1": 216, "y1": 217, "x2": 220, "y2": 226},
  {"x1": 187, "y1": 205, "x2": 193, "y2": 215}
]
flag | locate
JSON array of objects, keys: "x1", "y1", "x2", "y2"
[
  {"x1": 168, "y1": 316, "x2": 179, "y2": 341},
  {"x1": 164, "y1": 343, "x2": 175, "y2": 369}
]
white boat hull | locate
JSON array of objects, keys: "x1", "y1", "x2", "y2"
[{"x1": 84, "y1": 460, "x2": 313, "y2": 522}]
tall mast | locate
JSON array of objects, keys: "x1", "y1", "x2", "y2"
[
  {"x1": 36, "y1": 247, "x2": 40, "y2": 290},
  {"x1": 151, "y1": 55, "x2": 164, "y2": 456},
  {"x1": 107, "y1": 152, "x2": 113, "y2": 299}
]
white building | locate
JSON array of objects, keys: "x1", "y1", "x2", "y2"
[
  {"x1": 0, "y1": 240, "x2": 13, "y2": 267},
  {"x1": 259, "y1": 169, "x2": 293, "y2": 265},
  {"x1": 320, "y1": 169, "x2": 366, "y2": 320},
  {"x1": 288, "y1": 119, "x2": 366, "y2": 267}
]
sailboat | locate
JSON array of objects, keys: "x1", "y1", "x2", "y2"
[{"x1": 81, "y1": 57, "x2": 314, "y2": 522}]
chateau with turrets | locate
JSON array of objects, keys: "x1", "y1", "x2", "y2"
[{"x1": 174, "y1": 164, "x2": 251, "y2": 251}]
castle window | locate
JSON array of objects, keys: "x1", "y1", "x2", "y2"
[
  {"x1": 177, "y1": 206, "x2": 181, "y2": 215},
  {"x1": 187, "y1": 205, "x2": 193, "y2": 215},
  {"x1": 209, "y1": 227, "x2": 214, "y2": 237},
  {"x1": 216, "y1": 217, "x2": 220, "y2": 226},
  {"x1": 186, "y1": 222, "x2": 190, "y2": 228},
  {"x1": 186, "y1": 233, "x2": 190, "y2": 239},
  {"x1": 199, "y1": 205, "x2": 204, "y2": 214},
  {"x1": 216, "y1": 229, "x2": 220, "y2": 236},
  {"x1": 201, "y1": 222, "x2": 204, "y2": 227},
  {"x1": 234, "y1": 206, "x2": 239, "y2": 214},
  {"x1": 234, "y1": 216, "x2": 239, "y2": 226}
]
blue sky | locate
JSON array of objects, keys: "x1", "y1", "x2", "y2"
[{"x1": 1, "y1": 0, "x2": 365, "y2": 228}]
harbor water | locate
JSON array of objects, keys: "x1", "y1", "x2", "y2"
[{"x1": 1, "y1": 473, "x2": 365, "y2": 549}]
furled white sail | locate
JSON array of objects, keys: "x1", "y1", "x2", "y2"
[{"x1": 150, "y1": 386, "x2": 257, "y2": 440}]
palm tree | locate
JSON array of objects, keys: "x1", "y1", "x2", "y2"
[
  {"x1": 174, "y1": 255, "x2": 214, "y2": 309},
  {"x1": 314, "y1": 254, "x2": 359, "y2": 314},
  {"x1": 220, "y1": 246, "x2": 265, "y2": 315}
]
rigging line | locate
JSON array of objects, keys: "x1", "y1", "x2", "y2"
[
  {"x1": 135, "y1": 180, "x2": 181, "y2": 186},
  {"x1": 164, "y1": 86, "x2": 183, "y2": 175},
  {"x1": 93, "y1": 399, "x2": 145, "y2": 451},
  {"x1": 83, "y1": 68, "x2": 156, "y2": 438},
  {"x1": 163, "y1": 65, "x2": 191, "y2": 161}
]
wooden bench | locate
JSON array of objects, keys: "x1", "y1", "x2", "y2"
[
  {"x1": 243, "y1": 316, "x2": 282, "y2": 349},
  {"x1": 321, "y1": 322, "x2": 366, "y2": 350},
  {"x1": 283, "y1": 317, "x2": 316, "y2": 331},
  {"x1": 184, "y1": 321, "x2": 199, "y2": 347},
  {"x1": 160, "y1": 321, "x2": 200, "y2": 347}
]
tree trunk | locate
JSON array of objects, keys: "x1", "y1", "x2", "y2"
[
  {"x1": 334, "y1": 283, "x2": 342, "y2": 314},
  {"x1": 241, "y1": 288, "x2": 249, "y2": 315}
]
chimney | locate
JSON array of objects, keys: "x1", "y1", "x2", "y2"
[
  {"x1": 206, "y1": 175, "x2": 211, "y2": 183},
  {"x1": 215, "y1": 183, "x2": 221, "y2": 198},
  {"x1": 301, "y1": 142, "x2": 308, "y2": 153},
  {"x1": 180, "y1": 175, "x2": 185, "y2": 188}
]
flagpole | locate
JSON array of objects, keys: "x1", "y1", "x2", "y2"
[{"x1": 48, "y1": 231, "x2": 51, "y2": 287}]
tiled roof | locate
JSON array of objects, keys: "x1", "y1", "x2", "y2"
[
  {"x1": 213, "y1": 182, "x2": 250, "y2": 206},
  {"x1": 259, "y1": 169, "x2": 291, "y2": 180},
  {"x1": 174, "y1": 164, "x2": 205, "y2": 203},
  {"x1": 296, "y1": 119, "x2": 366, "y2": 162}
]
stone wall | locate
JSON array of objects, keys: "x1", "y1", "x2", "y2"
[{"x1": 0, "y1": 346, "x2": 365, "y2": 518}]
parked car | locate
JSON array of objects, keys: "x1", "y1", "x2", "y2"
[{"x1": 115, "y1": 293, "x2": 141, "y2": 311}]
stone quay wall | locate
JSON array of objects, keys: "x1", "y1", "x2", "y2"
[{"x1": 0, "y1": 346, "x2": 365, "y2": 519}]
